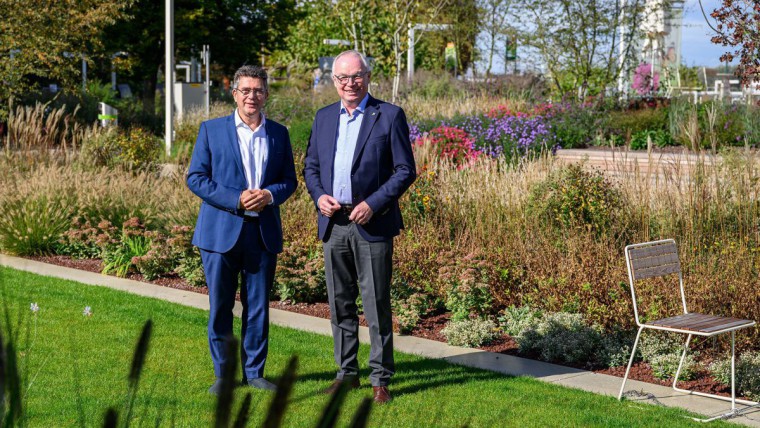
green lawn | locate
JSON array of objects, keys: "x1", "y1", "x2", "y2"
[{"x1": 0, "y1": 266, "x2": 733, "y2": 427}]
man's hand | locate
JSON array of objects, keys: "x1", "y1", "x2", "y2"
[
  {"x1": 349, "y1": 201, "x2": 373, "y2": 225},
  {"x1": 240, "y1": 189, "x2": 272, "y2": 212},
  {"x1": 318, "y1": 194, "x2": 341, "y2": 217}
]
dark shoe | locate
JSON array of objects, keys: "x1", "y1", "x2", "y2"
[
  {"x1": 208, "y1": 378, "x2": 224, "y2": 395},
  {"x1": 321, "y1": 377, "x2": 360, "y2": 395},
  {"x1": 372, "y1": 386, "x2": 392, "y2": 404},
  {"x1": 247, "y1": 378, "x2": 277, "y2": 391}
]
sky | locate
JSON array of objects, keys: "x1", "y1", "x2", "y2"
[
  {"x1": 472, "y1": 0, "x2": 732, "y2": 75},
  {"x1": 680, "y1": 0, "x2": 729, "y2": 67}
]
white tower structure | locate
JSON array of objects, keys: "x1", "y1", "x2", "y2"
[{"x1": 619, "y1": 0, "x2": 685, "y2": 95}]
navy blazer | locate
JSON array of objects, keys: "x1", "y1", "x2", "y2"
[
  {"x1": 303, "y1": 96, "x2": 416, "y2": 242},
  {"x1": 187, "y1": 113, "x2": 297, "y2": 254}
]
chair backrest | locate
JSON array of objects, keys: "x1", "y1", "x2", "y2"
[{"x1": 625, "y1": 239, "x2": 688, "y2": 326}]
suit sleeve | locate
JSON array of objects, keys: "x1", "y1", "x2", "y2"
[
  {"x1": 186, "y1": 122, "x2": 243, "y2": 212},
  {"x1": 303, "y1": 113, "x2": 327, "y2": 208},
  {"x1": 363, "y1": 108, "x2": 417, "y2": 213},
  {"x1": 262, "y1": 126, "x2": 298, "y2": 206}
]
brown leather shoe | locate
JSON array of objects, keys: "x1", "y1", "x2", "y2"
[
  {"x1": 372, "y1": 386, "x2": 392, "y2": 404},
  {"x1": 321, "y1": 377, "x2": 360, "y2": 395}
]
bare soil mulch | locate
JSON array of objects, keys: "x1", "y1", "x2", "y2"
[{"x1": 26, "y1": 254, "x2": 737, "y2": 399}]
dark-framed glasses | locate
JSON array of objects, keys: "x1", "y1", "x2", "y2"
[
  {"x1": 333, "y1": 72, "x2": 368, "y2": 85},
  {"x1": 234, "y1": 88, "x2": 267, "y2": 98}
]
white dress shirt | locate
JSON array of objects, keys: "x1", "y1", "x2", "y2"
[{"x1": 235, "y1": 109, "x2": 269, "y2": 217}]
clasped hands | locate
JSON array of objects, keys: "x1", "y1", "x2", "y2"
[
  {"x1": 240, "y1": 189, "x2": 272, "y2": 212},
  {"x1": 318, "y1": 195, "x2": 373, "y2": 225}
]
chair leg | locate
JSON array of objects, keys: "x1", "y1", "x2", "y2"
[
  {"x1": 672, "y1": 334, "x2": 692, "y2": 390},
  {"x1": 618, "y1": 326, "x2": 644, "y2": 400},
  {"x1": 731, "y1": 330, "x2": 736, "y2": 411}
]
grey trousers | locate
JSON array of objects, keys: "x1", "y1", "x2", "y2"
[{"x1": 323, "y1": 221, "x2": 395, "y2": 387}]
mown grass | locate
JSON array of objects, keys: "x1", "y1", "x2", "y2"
[{"x1": 0, "y1": 266, "x2": 734, "y2": 427}]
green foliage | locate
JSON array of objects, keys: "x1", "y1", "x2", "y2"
[
  {"x1": 527, "y1": 164, "x2": 624, "y2": 237},
  {"x1": 629, "y1": 129, "x2": 675, "y2": 150},
  {"x1": 546, "y1": 103, "x2": 601, "y2": 148},
  {"x1": 101, "y1": 218, "x2": 151, "y2": 277},
  {"x1": 498, "y1": 305, "x2": 542, "y2": 337},
  {"x1": 438, "y1": 252, "x2": 496, "y2": 321},
  {"x1": 275, "y1": 237, "x2": 326, "y2": 303},
  {"x1": 287, "y1": 118, "x2": 313, "y2": 154},
  {"x1": 651, "y1": 353, "x2": 699, "y2": 381},
  {"x1": 709, "y1": 351, "x2": 760, "y2": 400},
  {"x1": 79, "y1": 126, "x2": 160, "y2": 170},
  {"x1": 56, "y1": 218, "x2": 117, "y2": 259},
  {"x1": 393, "y1": 293, "x2": 429, "y2": 334},
  {"x1": 441, "y1": 318, "x2": 499, "y2": 347},
  {"x1": 515, "y1": 312, "x2": 602, "y2": 367},
  {"x1": 607, "y1": 106, "x2": 669, "y2": 137},
  {"x1": 0, "y1": 196, "x2": 72, "y2": 256}
]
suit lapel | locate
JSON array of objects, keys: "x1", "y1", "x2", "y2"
[
  {"x1": 226, "y1": 112, "x2": 245, "y2": 178},
  {"x1": 324, "y1": 102, "x2": 340, "y2": 187},
  {"x1": 351, "y1": 97, "x2": 380, "y2": 169},
  {"x1": 261, "y1": 120, "x2": 276, "y2": 186}
]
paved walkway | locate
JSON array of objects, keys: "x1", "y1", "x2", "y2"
[
  {"x1": 556, "y1": 147, "x2": 723, "y2": 176},
  {"x1": 1, "y1": 254, "x2": 758, "y2": 426}
]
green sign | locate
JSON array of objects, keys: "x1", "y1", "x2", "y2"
[
  {"x1": 506, "y1": 39, "x2": 517, "y2": 61},
  {"x1": 445, "y1": 42, "x2": 457, "y2": 69}
]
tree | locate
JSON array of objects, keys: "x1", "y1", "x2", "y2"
[
  {"x1": 478, "y1": 0, "x2": 515, "y2": 77},
  {"x1": 711, "y1": 0, "x2": 760, "y2": 85},
  {"x1": 0, "y1": 0, "x2": 131, "y2": 120},
  {"x1": 516, "y1": 0, "x2": 647, "y2": 99}
]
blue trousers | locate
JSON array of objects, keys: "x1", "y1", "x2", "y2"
[{"x1": 200, "y1": 221, "x2": 276, "y2": 380}]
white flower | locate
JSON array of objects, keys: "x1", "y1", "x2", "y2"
[
  {"x1": 30, "y1": 302, "x2": 39, "y2": 314},
  {"x1": 83, "y1": 306, "x2": 93, "y2": 317}
]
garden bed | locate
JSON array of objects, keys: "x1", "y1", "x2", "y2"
[{"x1": 26, "y1": 254, "x2": 743, "y2": 400}]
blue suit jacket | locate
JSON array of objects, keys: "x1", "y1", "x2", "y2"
[
  {"x1": 187, "y1": 113, "x2": 297, "y2": 254},
  {"x1": 303, "y1": 96, "x2": 416, "y2": 242}
]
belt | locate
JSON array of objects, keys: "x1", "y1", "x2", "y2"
[
  {"x1": 337, "y1": 204, "x2": 353, "y2": 215},
  {"x1": 243, "y1": 215, "x2": 259, "y2": 223}
]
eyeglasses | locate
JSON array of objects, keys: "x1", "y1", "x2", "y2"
[
  {"x1": 234, "y1": 88, "x2": 267, "y2": 98},
  {"x1": 333, "y1": 72, "x2": 368, "y2": 85}
]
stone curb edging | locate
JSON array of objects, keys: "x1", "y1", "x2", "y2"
[{"x1": 1, "y1": 254, "x2": 757, "y2": 426}]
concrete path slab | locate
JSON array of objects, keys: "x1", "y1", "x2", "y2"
[{"x1": 1, "y1": 254, "x2": 758, "y2": 426}]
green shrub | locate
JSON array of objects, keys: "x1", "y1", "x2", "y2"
[
  {"x1": 176, "y1": 249, "x2": 205, "y2": 287},
  {"x1": 516, "y1": 312, "x2": 602, "y2": 367},
  {"x1": 638, "y1": 331, "x2": 684, "y2": 362},
  {"x1": 595, "y1": 330, "x2": 636, "y2": 368},
  {"x1": 0, "y1": 196, "x2": 72, "y2": 255},
  {"x1": 607, "y1": 107, "x2": 669, "y2": 136},
  {"x1": 527, "y1": 164, "x2": 624, "y2": 237},
  {"x1": 101, "y1": 218, "x2": 151, "y2": 277},
  {"x1": 498, "y1": 305, "x2": 542, "y2": 337},
  {"x1": 79, "y1": 127, "x2": 161, "y2": 170},
  {"x1": 393, "y1": 293, "x2": 428, "y2": 334},
  {"x1": 441, "y1": 318, "x2": 498, "y2": 347},
  {"x1": 629, "y1": 129, "x2": 675, "y2": 150},
  {"x1": 56, "y1": 218, "x2": 117, "y2": 259},
  {"x1": 287, "y1": 118, "x2": 313, "y2": 154},
  {"x1": 651, "y1": 353, "x2": 699, "y2": 381},
  {"x1": 439, "y1": 252, "x2": 495, "y2": 321},
  {"x1": 546, "y1": 103, "x2": 601, "y2": 148},
  {"x1": 275, "y1": 237, "x2": 326, "y2": 303},
  {"x1": 709, "y1": 351, "x2": 760, "y2": 400}
]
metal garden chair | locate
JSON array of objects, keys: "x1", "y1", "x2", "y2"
[{"x1": 619, "y1": 239, "x2": 758, "y2": 422}]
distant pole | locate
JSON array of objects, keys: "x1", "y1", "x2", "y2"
[
  {"x1": 165, "y1": 0, "x2": 174, "y2": 156},
  {"x1": 81, "y1": 54, "x2": 87, "y2": 91},
  {"x1": 203, "y1": 44, "x2": 210, "y2": 117}
]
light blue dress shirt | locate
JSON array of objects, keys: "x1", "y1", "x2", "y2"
[{"x1": 332, "y1": 94, "x2": 369, "y2": 204}]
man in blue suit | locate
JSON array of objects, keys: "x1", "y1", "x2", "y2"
[
  {"x1": 187, "y1": 65, "x2": 297, "y2": 394},
  {"x1": 304, "y1": 50, "x2": 416, "y2": 403}
]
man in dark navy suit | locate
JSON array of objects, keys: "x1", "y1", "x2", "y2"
[
  {"x1": 187, "y1": 65, "x2": 297, "y2": 395},
  {"x1": 303, "y1": 50, "x2": 416, "y2": 403}
]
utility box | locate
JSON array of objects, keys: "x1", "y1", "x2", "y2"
[
  {"x1": 173, "y1": 82, "x2": 205, "y2": 119},
  {"x1": 98, "y1": 102, "x2": 118, "y2": 127}
]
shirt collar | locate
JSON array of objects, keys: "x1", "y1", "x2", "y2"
[
  {"x1": 339, "y1": 94, "x2": 370, "y2": 116},
  {"x1": 235, "y1": 109, "x2": 266, "y2": 131}
]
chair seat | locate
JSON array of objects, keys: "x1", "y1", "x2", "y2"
[{"x1": 647, "y1": 312, "x2": 756, "y2": 335}]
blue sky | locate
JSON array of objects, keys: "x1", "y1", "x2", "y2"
[{"x1": 681, "y1": 0, "x2": 730, "y2": 67}]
